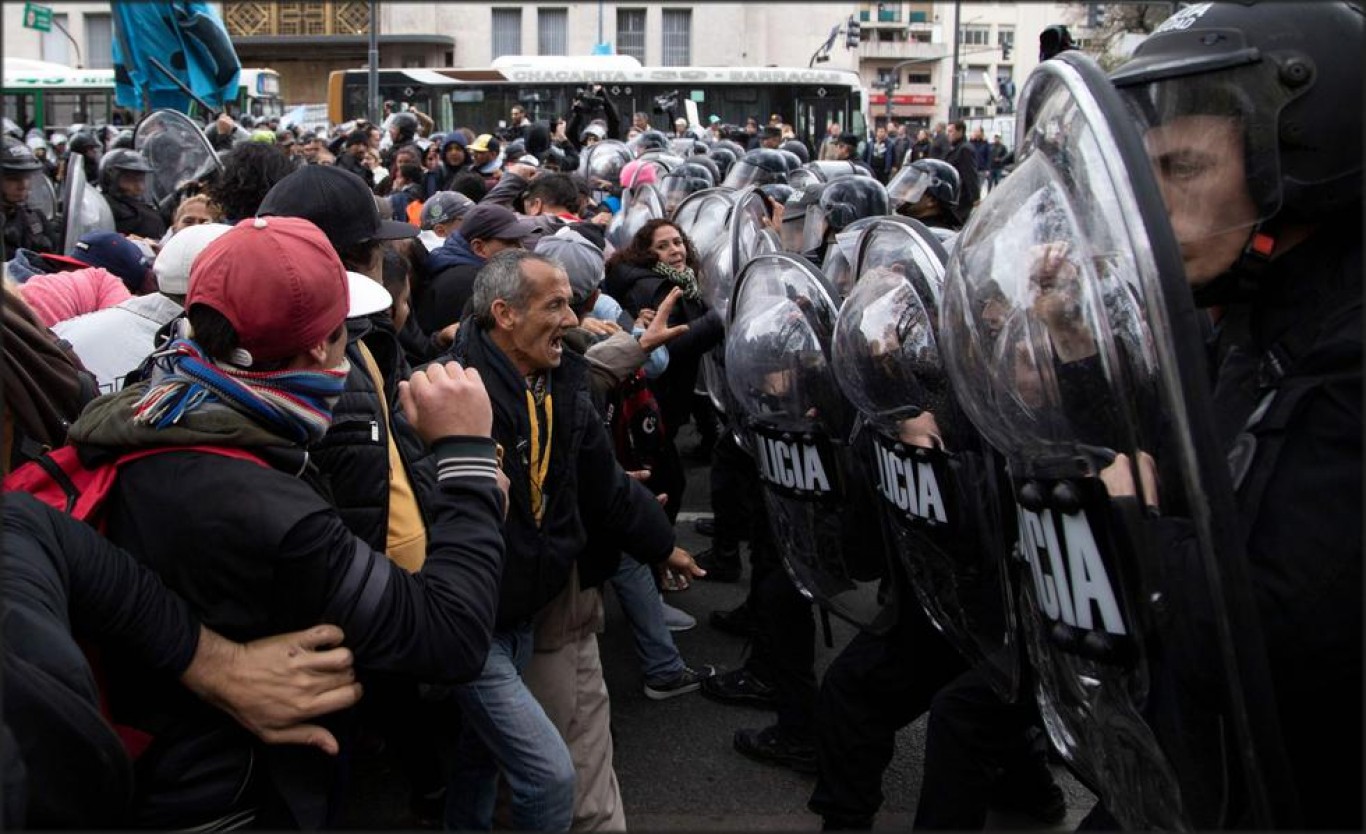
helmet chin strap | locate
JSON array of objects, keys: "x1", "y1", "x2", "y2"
[{"x1": 1190, "y1": 219, "x2": 1279, "y2": 308}]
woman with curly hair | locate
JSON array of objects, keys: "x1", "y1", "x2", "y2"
[
  {"x1": 604, "y1": 218, "x2": 724, "y2": 522},
  {"x1": 205, "y1": 141, "x2": 300, "y2": 223}
]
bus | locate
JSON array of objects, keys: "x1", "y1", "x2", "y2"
[
  {"x1": 327, "y1": 56, "x2": 868, "y2": 153},
  {"x1": 2, "y1": 57, "x2": 283, "y2": 135}
]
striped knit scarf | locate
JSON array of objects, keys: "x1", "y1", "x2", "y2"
[
  {"x1": 652, "y1": 261, "x2": 702, "y2": 302},
  {"x1": 132, "y1": 339, "x2": 348, "y2": 446}
]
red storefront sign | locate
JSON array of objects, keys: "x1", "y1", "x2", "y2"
[{"x1": 869, "y1": 93, "x2": 937, "y2": 106}]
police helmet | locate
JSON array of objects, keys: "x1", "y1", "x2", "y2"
[
  {"x1": 801, "y1": 177, "x2": 890, "y2": 253},
  {"x1": 776, "y1": 149, "x2": 804, "y2": 174},
  {"x1": 98, "y1": 148, "x2": 155, "y2": 192},
  {"x1": 628, "y1": 129, "x2": 671, "y2": 156},
  {"x1": 715, "y1": 138, "x2": 748, "y2": 159},
  {"x1": 1110, "y1": 0, "x2": 1362, "y2": 221},
  {"x1": 887, "y1": 158, "x2": 960, "y2": 210},
  {"x1": 780, "y1": 140, "x2": 811, "y2": 164},
  {"x1": 2, "y1": 137, "x2": 44, "y2": 173},
  {"x1": 69, "y1": 132, "x2": 102, "y2": 157},
  {"x1": 2, "y1": 118, "x2": 21, "y2": 140},
  {"x1": 111, "y1": 129, "x2": 135, "y2": 150},
  {"x1": 722, "y1": 148, "x2": 789, "y2": 189},
  {"x1": 707, "y1": 147, "x2": 738, "y2": 180}
]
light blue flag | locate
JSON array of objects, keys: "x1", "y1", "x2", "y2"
[{"x1": 112, "y1": 1, "x2": 241, "y2": 113}]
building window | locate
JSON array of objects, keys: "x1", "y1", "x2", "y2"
[
  {"x1": 85, "y1": 13, "x2": 113, "y2": 69},
  {"x1": 402, "y1": 56, "x2": 426, "y2": 68},
  {"x1": 911, "y1": 30, "x2": 931, "y2": 43},
  {"x1": 538, "y1": 8, "x2": 567, "y2": 55},
  {"x1": 997, "y1": 25, "x2": 1015, "y2": 51},
  {"x1": 616, "y1": 8, "x2": 646, "y2": 61},
  {"x1": 875, "y1": 68, "x2": 896, "y2": 87},
  {"x1": 960, "y1": 25, "x2": 990, "y2": 46},
  {"x1": 906, "y1": 71, "x2": 931, "y2": 84},
  {"x1": 41, "y1": 13, "x2": 69, "y2": 64},
  {"x1": 661, "y1": 8, "x2": 691, "y2": 66},
  {"x1": 492, "y1": 8, "x2": 522, "y2": 59},
  {"x1": 966, "y1": 64, "x2": 990, "y2": 85}
]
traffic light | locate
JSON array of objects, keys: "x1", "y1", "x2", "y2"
[{"x1": 846, "y1": 18, "x2": 861, "y2": 49}]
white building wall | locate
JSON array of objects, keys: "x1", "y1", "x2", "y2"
[{"x1": 3, "y1": 2, "x2": 113, "y2": 66}]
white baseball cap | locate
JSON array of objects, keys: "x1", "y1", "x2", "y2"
[{"x1": 154, "y1": 223, "x2": 234, "y2": 295}]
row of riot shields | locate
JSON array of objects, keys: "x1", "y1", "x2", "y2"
[
  {"x1": 33, "y1": 109, "x2": 224, "y2": 256},
  {"x1": 658, "y1": 48, "x2": 1297, "y2": 831}
]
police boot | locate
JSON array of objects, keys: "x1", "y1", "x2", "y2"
[
  {"x1": 732, "y1": 724, "x2": 818, "y2": 774},
  {"x1": 694, "y1": 540, "x2": 743, "y2": 582}
]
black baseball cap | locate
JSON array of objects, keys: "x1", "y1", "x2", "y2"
[
  {"x1": 257, "y1": 165, "x2": 417, "y2": 248},
  {"x1": 459, "y1": 204, "x2": 535, "y2": 242},
  {"x1": 837, "y1": 132, "x2": 861, "y2": 147}
]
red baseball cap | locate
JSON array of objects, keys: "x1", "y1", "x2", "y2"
[{"x1": 187, "y1": 216, "x2": 350, "y2": 364}]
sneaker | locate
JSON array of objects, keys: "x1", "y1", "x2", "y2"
[
  {"x1": 694, "y1": 545, "x2": 743, "y2": 582},
  {"x1": 700, "y1": 667, "x2": 778, "y2": 709},
  {"x1": 660, "y1": 598, "x2": 696, "y2": 632},
  {"x1": 709, "y1": 602, "x2": 758, "y2": 637},
  {"x1": 733, "y1": 725, "x2": 818, "y2": 774},
  {"x1": 644, "y1": 664, "x2": 717, "y2": 700}
]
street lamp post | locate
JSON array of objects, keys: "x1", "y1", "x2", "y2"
[{"x1": 949, "y1": 0, "x2": 965, "y2": 120}]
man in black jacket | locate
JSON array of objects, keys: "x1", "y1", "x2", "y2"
[
  {"x1": 441, "y1": 249, "x2": 698, "y2": 831},
  {"x1": 940, "y1": 121, "x2": 981, "y2": 227},
  {"x1": 66, "y1": 216, "x2": 507, "y2": 830}
]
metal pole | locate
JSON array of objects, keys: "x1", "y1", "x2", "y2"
[
  {"x1": 52, "y1": 17, "x2": 84, "y2": 68},
  {"x1": 598, "y1": 0, "x2": 604, "y2": 47},
  {"x1": 949, "y1": 0, "x2": 962, "y2": 121},
  {"x1": 367, "y1": 2, "x2": 380, "y2": 124}
]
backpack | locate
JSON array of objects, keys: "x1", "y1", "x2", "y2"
[
  {"x1": 4, "y1": 444, "x2": 266, "y2": 529},
  {"x1": 605, "y1": 369, "x2": 666, "y2": 471}
]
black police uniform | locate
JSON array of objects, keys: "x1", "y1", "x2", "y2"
[{"x1": 2, "y1": 202, "x2": 55, "y2": 257}]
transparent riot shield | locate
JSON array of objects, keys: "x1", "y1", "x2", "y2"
[
  {"x1": 696, "y1": 188, "x2": 779, "y2": 417},
  {"x1": 134, "y1": 110, "x2": 222, "y2": 214},
  {"x1": 834, "y1": 217, "x2": 1020, "y2": 701},
  {"x1": 937, "y1": 51, "x2": 1295, "y2": 829},
  {"x1": 726, "y1": 253, "x2": 897, "y2": 633},
  {"x1": 672, "y1": 186, "x2": 737, "y2": 266},
  {"x1": 59, "y1": 156, "x2": 115, "y2": 256},
  {"x1": 578, "y1": 139, "x2": 634, "y2": 204},
  {"x1": 606, "y1": 182, "x2": 665, "y2": 251},
  {"x1": 25, "y1": 170, "x2": 57, "y2": 224}
]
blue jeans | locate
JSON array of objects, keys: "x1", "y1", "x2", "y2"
[
  {"x1": 609, "y1": 557, "x2": 685, "y2": 683},
  {"x1": 443, "y1": 625, "x2": 575, "y2": 831}
]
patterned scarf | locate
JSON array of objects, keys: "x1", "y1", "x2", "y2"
[
  {"x1": 132, "y1": 339, "x2": 348, "y2": 446},
  {"x1": 652, "y1": 261, "x2": 702, "y2": 302}
]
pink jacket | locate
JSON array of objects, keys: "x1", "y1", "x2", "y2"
[{"x1": 16, "y1": 267, "x2": 133, "y2": 328}]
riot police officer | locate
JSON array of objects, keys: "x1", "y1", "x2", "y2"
[
  {"x1": 887, "y1": 159, "x2": 962, "y2": 231},
  {"x1": 98, "y1": 149, "x2": 166, "y2": 239},
  {"x1": 1107, "y1": 2, "x2": 1362, "y2": 827},
  {"x1": 2, "y1": 137, "x2": 56, "y2": 257}
]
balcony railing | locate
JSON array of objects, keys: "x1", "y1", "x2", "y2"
[
  {"x1": 223, "y1": 1, "x2": 372, "y2": 38},
  {"x1": 858, "y1": 39, "x2": 945, "y2": 61}
]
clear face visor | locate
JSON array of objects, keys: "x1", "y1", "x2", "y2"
[
  {"x1": 1116, "y1": 62, "x2": 1299, "y2": 286},
  {"x1": 886, "y1": 166, "x2": 932, "y2": 207},
  {"x1": 722, "y1": 159, "x2": 782, "y2": 190}
]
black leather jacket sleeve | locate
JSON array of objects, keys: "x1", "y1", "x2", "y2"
[
  {"x1": 3, "y1": 493, "x2": 201, "y2": 676},
  {"x1": 278, "y1": 438, "x2": 505, "y2": 684}
]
